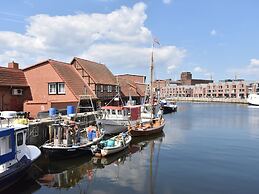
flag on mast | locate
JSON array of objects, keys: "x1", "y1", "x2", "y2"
[{"x1": 153, "y1": 37, "x2": 160, "y2": 45}]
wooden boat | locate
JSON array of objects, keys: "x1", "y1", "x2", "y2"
[
  {"x1": 42, "y1": 122, "x2": 104, "y2": 160},
  {"x1": 0, "y1": 123, "x2": 41, "y2": 192},
  {"x1": 129, "y1": 40, "x2": 165, "y2": 137},
  {"x1": 91, "y1": 132, "x2": 132, "y2": 157},
  {"x1": 129, "y1": 118, "x2": 165, "y2": 137}
]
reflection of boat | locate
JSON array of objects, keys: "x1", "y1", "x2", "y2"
[
  {"x1": 98, "y1": 105, "x2": 141, "y2": 134},
  {"x1": 130, "y1": 131, "x2": 165, "y2": 146},
  {"x1": 91, "y1": 148, "x2": 128, "y2": 168},
  {"x1": 0, "y1": 123, "x2": 41, "y2": 192},
  {"x1": 42, "y1": 122, "x2": 104, "y2": 159},
  {"x1": 92, "y1": 132, "x2": 132, "y2": 157},
  {"x1": 248, "y1": 94, "x2": 259, "y2": 106},
  {"x1": 38, "y1": 155, "x2": 93, "y2": 188},
  {"x1": 160, "y1": 99, "x2": 177, "y2": 114}
]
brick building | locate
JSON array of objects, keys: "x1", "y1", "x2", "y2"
[
  {"x1": 179, "y1": 72, "x2": 213, "y2": 85},
  {"x1": 0, "y1": 62, "x2": 31, "y2": 111},
  {"x1": 23, "y1": 59, "x2": 95, "y2": 118}
]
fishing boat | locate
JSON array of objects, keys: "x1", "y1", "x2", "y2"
[
  {"x1": 42, "y1": 122, "x2": 104, "y2": 159},
  {"x1": 129, "y1": 40, "x2": 165, "y2": 137},
  {"x1": 0, "y1": 123, "x2": 41, "y2": 192},
  {"x1": 91, "y1": 132, "x2": 132, "y2": 157},
  {"x1": 247, "y1": 93, "x2": 259, "y2": 106},
  {"x1": 98, "y1": 105, "x2": 141, "y2": 134},
  {"x1": 160, "y1": 99, "x2": 177, "y2": 114}
]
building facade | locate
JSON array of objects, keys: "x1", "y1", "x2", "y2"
[{"x1": 0, "y1": 62, "x2": 31, "y2": 111}]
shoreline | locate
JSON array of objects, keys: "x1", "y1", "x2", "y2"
[{"x1": 167, "y1": 97, "x2": 248, "y2": 105}]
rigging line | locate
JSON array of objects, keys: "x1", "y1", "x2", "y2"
[{"x1": 153, "y1": 137, "x2": 162, "y2": 191}]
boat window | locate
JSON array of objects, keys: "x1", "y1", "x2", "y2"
[
  {"x1": 112, "y1": 110, "x2": 116, "y2": 114},
  {"x1": 17, "y1": 132, "x2": 23, "y2": 146},
  {"x1": 117, "y1": 110, "x2": 122, "y2": 115},
  {"x1": 0, "y1": 136, "x2": 12, "y2": 156}
]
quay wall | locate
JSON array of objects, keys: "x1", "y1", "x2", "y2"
[{"x1": 167, "y1": 97, "x2": 248, "y2": 104}]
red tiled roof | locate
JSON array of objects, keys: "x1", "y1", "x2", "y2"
[
  {"x1": 50, "y1": 60, "x2": 96, "y2": 99},
  {"x1": 72, "y1": 57, "x2": 117, "y2": 85},
  {"x1": 117, "y1": 77, "x2": 145, "y2": 97},
  {"x1": 0, "y1": 66, "x2": 28, "y2": 87}
]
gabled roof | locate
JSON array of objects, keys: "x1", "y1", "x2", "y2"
[
  {"x1": 50, "y1": 60, "x2": 96, "y2": 99},
  {"x1": 72, "y1": 57, "x2": 117, "y2": 85},
  {"x1": 117, "y1": 77, "x2": 145, "y2": 97},
  {"x1": 0, "y1": 66, "x2": 28, "y2": 87}
]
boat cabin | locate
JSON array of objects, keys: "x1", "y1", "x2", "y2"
[
  {"x1": 100, "y1": 105, "x2": 141, "y2": 121},
  {"x1": 0, "y1": 125, "x2": 27, "y2": 171}
]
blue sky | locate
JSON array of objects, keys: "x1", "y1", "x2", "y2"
[{"x1": 0, "y1": 0, "x2": 259, "y2": 81}]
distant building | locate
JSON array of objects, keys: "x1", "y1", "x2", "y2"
[
  {"x1": 179, "y1": 72, "x2": 213, "y2": 85},
  {"x1": 0, "y1": 62, "x2": 31, "y2": 111}
]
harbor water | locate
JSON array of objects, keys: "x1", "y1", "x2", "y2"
[{"x1": 7, "y1": 102, "x2": 259, "y2": 194}]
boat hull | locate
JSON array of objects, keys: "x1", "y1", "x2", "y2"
[
  {"x1": 247, "y1": 94, "x2": 259, "y2": 106},
  {"x1": 162, "y1": 106, "x2": 177, "y2": 114},
  {"x1": 129, "y1": 119, "x2": 165, "y2": 137},
  {"x1": 0, "y1": 156, "x2": 31, "y2": 192},
  {"x1": 42, "y1": 146, "x2": 93, "y2": 160},
  {"x1": 98, "y1": 119, "x2": 129, "y2": 134}
]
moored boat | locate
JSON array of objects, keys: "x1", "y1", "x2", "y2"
[
  {"x1": 0, "y1": 123, "x2": 41, "y2": 192},
  {"x1": 91, "y1": 132, "x2": 132, "y2": 157},
  {"x1": 42, "y1": 122, "x2": 104, "y2": 159},
  {"x1": 247, "y1": 94, "x2": 259, "y2": 106},
  {"x1": 98, "y1": 105, "x2": 141, "y2": 134},
  {"x1": 160, "y1": 99, "x2": 177, "y2": 114},
  {"x1": 129, "y1": 118, "x2": 165, "y2": 137}
]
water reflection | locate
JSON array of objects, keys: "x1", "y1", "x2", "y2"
[{"x1": 33, "y1": 132, "x2": 165, "y2": 194}]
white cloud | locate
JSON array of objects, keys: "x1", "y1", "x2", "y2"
[
  {"x1": 0, "y1": 2, "x2": 185, "y2": 77},
  {"x1": 193, "y1": 66, "x2": 212, "y2": 78},
  {"x1": 163, "y1": 0, "x2": 172, "y2": 4},
  {"x1": 210, "y1": 29, "x2": 217, "y2": 36},
  {"x1": 232, "y1": 59, "x2": 259, "y2": 78}
]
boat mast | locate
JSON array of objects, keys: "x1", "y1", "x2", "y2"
[{"x1": 150, "y1": 43, "x2": 154, "y2": 106}]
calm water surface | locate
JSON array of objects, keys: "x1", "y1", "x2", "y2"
[{"x1": 8, "y1": 103, "x2": 259, "y2": 194}]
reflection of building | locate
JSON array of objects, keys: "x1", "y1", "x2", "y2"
[{"x1": 0, "y1": 62, "x2": 31, "y2": 111}]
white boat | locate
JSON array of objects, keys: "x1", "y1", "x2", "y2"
[
  {"x1": 98, "y1": 105, "x2": 141, "y2": 134},
  {"x1": 160, "y1": 99, "x2": 177, "y2": 114},
  {"x1": 0, "y1": 123, "x2": 41, "y2": 192},
  {"x1": 91, "y1": 132, "x2": 132, "y2": 157},
  {"x1": 247, "y1": 94, "x2": 259, "y2": 106}
]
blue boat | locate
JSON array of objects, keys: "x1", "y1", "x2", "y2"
[{"x1": 0, "y1": 124, "x2": 41, "y2": 192}]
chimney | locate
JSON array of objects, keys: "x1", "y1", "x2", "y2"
[{"x1": 8, "y1": 61, "x2": 19, "y2": 69}]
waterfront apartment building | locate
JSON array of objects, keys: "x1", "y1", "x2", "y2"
[{"x1": 161, "y1": 79, "x2": 251, "y2": 99}]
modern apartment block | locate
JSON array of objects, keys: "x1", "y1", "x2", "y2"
[{"x1": 161, "y1": 78, "x2": 254, "y2": 99}]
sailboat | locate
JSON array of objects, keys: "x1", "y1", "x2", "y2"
[{"x1": 129, "y1": 40, "x2": 165, "y2": 137}]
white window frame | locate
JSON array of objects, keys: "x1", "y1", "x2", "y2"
[
  {"x1": 100, "y1": 85, "x2": 103, "y2": 93},
  {"x1": 115, "y1": 85, "x2": 119, "y2": 93},
  {"x1": 48, "y1": 83, "x2": 57, "y2": 94},
  {"x1": 58, "y1": 83, "x2": 65, "y2": 94},
  {"x1": 108, "y1": 85, "x2": 112, "y2": 93}
]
